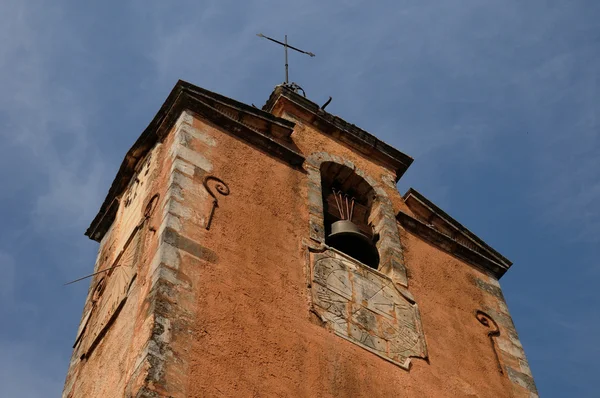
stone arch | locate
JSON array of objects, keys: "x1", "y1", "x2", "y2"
[{"x1": 304, "y1": 152, "x2": 408, "y2": 286}]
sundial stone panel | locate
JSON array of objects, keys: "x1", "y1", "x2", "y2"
[{"x1": 311, "y1": 251, "x2": 427, "y2": 369}]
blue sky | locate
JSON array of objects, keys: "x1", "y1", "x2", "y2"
[{"x1": 0, "y1": 0, "x2": 598, "y2": 396}]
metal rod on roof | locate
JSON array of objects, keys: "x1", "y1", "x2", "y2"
[
  {"x1": 285, "y1": 35, "x2": 289, "y2": 84},
  {"x1": 256, "y1": 33, "x2": 315, "y2": 84}
]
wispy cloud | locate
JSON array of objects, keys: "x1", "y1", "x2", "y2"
[
  {"x1": 0, "y1": 0, "x2": 108, "y2": 236},
  {"x1": 0, "y1": 1, "x2": 598, "y2": 396},
  {"x1": 0, "y1": 2, "x2": 109, "y2": 395}
]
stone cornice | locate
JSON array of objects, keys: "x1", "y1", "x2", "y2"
[
  {"x1": 398, "y1": 188, "x2": 512, "y2": 278},
  {"x1": 263, "y1": 85, "x2": 414, "y2": 181},
  {"x1": 86, "y1": 80, "x2": 304, "y2": 242}
]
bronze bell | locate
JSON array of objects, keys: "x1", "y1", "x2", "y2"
[{"x1": 328, "y1": 220, "x2": 380, "y2": 268}]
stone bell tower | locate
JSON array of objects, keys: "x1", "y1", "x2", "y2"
[{"x1": 63, "y1": 80, "x2": 537, "y2": 397}]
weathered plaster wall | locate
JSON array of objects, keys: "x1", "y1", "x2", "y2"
[
  {"x1": 65, "y1": 101, "x2": 536, "y2": 397},
  {"x1": 63, "y1": 144, "x2": 166, "y2": 397},
  {"x1": 400, "y1": 230, "x2": 536, "y2": 397},
  {"x1": 164, "y1": 109, "x2": 533, "y2": 397}
]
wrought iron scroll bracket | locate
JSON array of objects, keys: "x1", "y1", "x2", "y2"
[
  {"x1": 203, "y1": 175, "x2": 230, "y2": 230},
  {"x1": 476, "y1": 310, "x2": 503, "y2": 374}
]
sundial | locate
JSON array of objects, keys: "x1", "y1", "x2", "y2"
[
  {"x1": 311, "y1": 253, "x2": 427, "y2": 369},
  {"x1": 71, "y1": 218, "x2": 144, "y2": 358}
]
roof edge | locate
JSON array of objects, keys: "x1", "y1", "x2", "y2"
[
  {"x1": 399, "y1": 188, "x2": 512, "y2": 278},
  {"x1": 86, "y1": 80, "x2": 303, "y2": 241},
  {"x1": 263, "y1": 85, "x2": 414, "y2": 181}
]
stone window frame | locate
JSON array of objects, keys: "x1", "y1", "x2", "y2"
[{"x1": 305, "y1": 151, "x2": 408, "y2": 287}]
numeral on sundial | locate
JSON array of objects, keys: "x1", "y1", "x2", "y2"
[
  {"x1": 313, "y1": 264, "x2": 332, "y2": 285},
  {"x1": 317, "y1": 290, "x2": 344, "y2": 305},
  {"x1": 371, "y1": 301, "x2": 394, "y2": 309},
  {"x1": 324, "y1": 309, "x2": 347, "y2": 327},
  {"x1": 331, "y1": 313, "x2": 346, "y2": 325},
  {"x1": 325, "y1": 301, "x2": 347, "y2": 320},
  {"x1": 359, "y1": 331, "x2": 374, "y2": 347}
]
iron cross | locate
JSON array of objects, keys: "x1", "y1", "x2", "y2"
[{"x1": 257, "y1": 33, "x2": 315, "y2": 84}]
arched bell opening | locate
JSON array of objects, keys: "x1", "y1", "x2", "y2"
[{"x1": 320, "y1": 162, "x2": 380, "y2": 269}]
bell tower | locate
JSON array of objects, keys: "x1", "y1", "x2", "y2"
[{"x1": 63, "y1": 81, "x2": 537, "y2": 397}]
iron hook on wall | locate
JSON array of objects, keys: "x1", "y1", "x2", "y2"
[
  {"x1": 203, "y1": 175, "x2": 230, "y2": 230},
  {"x1": 476, "y1": 310, "x2": 503, "y2": 374}
]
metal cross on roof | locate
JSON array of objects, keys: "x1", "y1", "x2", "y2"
[{"x1": 257, "y1": 33, "x2": 315, "y2": 84}]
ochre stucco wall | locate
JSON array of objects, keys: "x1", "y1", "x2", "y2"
[
  {"x1": 64, "y1": 98, "x2": 534, "y2": 397},
  {"x1": 178, "y1": 110, "x2": 524, "y2": 397},
  {"x1": 63, "y1": 143, "x2": 167, "y2": 397}
]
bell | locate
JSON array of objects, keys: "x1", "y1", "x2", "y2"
[{"x1": 327, "y1": 220, "x2": 380, "y2": 268}]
